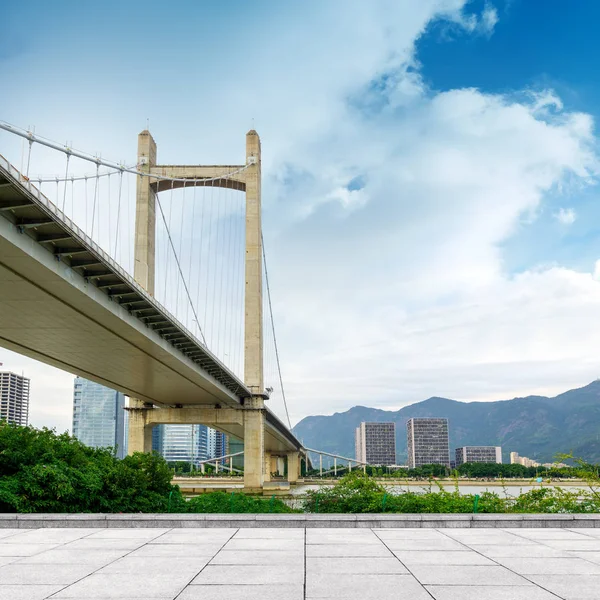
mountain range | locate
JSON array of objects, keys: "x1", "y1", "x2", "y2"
[{"x1": 292, "y1": 381, "x2": 600, "y2": 464}]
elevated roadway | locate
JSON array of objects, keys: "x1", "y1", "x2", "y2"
[{"x1": 0, "y1": 155, "x2": 301, "y2": 455}]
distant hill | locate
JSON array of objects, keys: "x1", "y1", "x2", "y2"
[{"x1": 292, "y1": 381, "x2": 600, "y2": 464}]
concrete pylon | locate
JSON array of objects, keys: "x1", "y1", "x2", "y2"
[
  {"x1": 128, "y1": 131, "x2": 157, "y2": 454},
  {"x1": 244, "y1": 130, "x2": 263, "y2": 394},
  {"x1": 242, "y1": 130, "x2": 266, "y2": 490},
  {"x1": 133, "y1": 131, "x2": 157, "y2": 295},
  {"x1": 127, "y1": 128, "x2": 268, "y2": 491}
]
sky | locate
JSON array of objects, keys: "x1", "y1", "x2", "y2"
[{"x1": 2, "y1": 0, "x2": 600, "y2": 432}]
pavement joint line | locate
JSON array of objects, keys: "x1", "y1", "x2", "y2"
[
  {"x1": 303, "y1": 526, "x2": 307, "y2": 600},
  {"x1": 10, "y1": 524, "x2": 106, "y2": 566},
  {"x1": 506, "y1": 526, "x2": 600, "y2": 572},
  {"x1": 371, "y1": 528, "x2": 436, "y2": 600},
  {"x1": 436, "y1": 528, "x2": 567, "y2": 600},
  {"x1": 172, "y1": 527, "x2": 239, "y2": 600},
  {"x1": 44, "y1": 526, "x2": 176, "y2": 599}
]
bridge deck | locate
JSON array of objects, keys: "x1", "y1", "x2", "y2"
[{"x1": 0, "y1": 155, "x2": 302, "y2": 452}]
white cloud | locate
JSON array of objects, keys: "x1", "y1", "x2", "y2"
[
  {"x1": 554, "y1": 207, "x2": 577, "y2": 225},
  {"x1": 481, "y1": 3, "x2": 500, "y2": 35},
  {"x1": 2, "y1": 0, "x2": 600, "y2": 431}
]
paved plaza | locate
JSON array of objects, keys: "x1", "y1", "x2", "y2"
[{"x1": 2, "y1": 526, "x2": 600, "y2": 599}]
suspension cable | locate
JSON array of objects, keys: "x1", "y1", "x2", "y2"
[
  {"x1": 0, "y1": 121, "x2": 250, "y2": 183},
  {"x1": 261, "y1": 233, "x2": 291, "y2": 429},
  {"x1": 155, "y1": 187, "x2": 208, "y2": 346}
]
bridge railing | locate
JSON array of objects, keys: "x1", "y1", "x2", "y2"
[
  {"x1": 305, "y1": 447, "x2": 368, "y2": 477},
  {"x1": 194, "y1": 451, "x2": 244, "y2": 475}
]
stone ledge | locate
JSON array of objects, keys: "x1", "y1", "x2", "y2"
[{"x1": 2, "y1": 513, "x2": 600, "y2": 528}]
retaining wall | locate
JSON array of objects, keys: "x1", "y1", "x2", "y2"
[{"x1": 2, "y1": 513, "x2": 600, "y2": 528}]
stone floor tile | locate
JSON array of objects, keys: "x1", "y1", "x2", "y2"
[
  {"x1": 306, "y1": 543, "x2": 391, "y2": 557},
  {"x1": 543, "y1": 539, "x2": 600, "y2": 551},
  {"x1": 98, "y1": 556, "x2": 206, "y2": 575},
  {"x1": 0, "y1": 543, "x2": 59, "y2": 557},
  {"x1": 565, "y1": 550, "x2": 600, "y2": 563},
  {"x1": 210, "y1": 550, "x2": 304, "y2": 565},
  {"x1": 409, "y1": 564, "x2": 531, "y2": 586},
  {"x1": 0, "y1": 584, "x2": 65, "y2": 600},
  {"x1": 495, "y1": 556, "x2": 600, "y2": 575},
  {"x1": 87, "y1": 528, "x2": 170, "y2": 540},
  {"x1": 528, "y1": 574, "x2": 600, "y2": 599},
  {"x1": 307, "y1": 556, "x2": 408, "y2": 574},
  {"x1": 128, "y1": 543, "x2": 219, "y2": 558},
  {"x1": 191, "y1": 564, "x2": 303, "y2": 585},
  {"x1": 64, "y1": 538, "x2": 146, "y2": 551},
  {"x1": 306, "y1": 533, "x2": 381, "y2": 545},
  {"x1": 394, "y1": 550, "x2": 495, "y2": 565},
  {"x1": 7, "y1": 529, "x2": 100, "y2": 544},
  {"x1": 467, "y1": 543, "x2": 569, "y2": 557},
  {"x1": 148, "y1": 533, "x2": 231, "y2": 545},
  {"x1": 306, "y1": 573, "x2": 431, "y2": 599},
  {"x1": 512, "y1": 529, "x2": 594, "y2": 540},
  {"x1": 51, "y1": 573, "x2": 192, "y2": 598},
  {"x1": 18, "y1": 548, "x2": 129, "y2": 564},
  {"x1": 0, "y1": 557, "x2": 19, "y2": 568},
  {"x1": 223, "y1": 537, "x2": 303, "y2": 551},
  {"x1": 0, "y1": 530, "x2": 24, "y2": 540},
  {"x1": 382, "y1": 537, "x2": 467, "y2": 551},
  {"x1": 178, "y1": 584, "x2": 304, "y2": 600},
  {"x1": 233, "y1": 528, "x2": 304, "y2": 539},
  {"x1": 375, "y1": 529, "x2": 448, "y2": 540},
  {"x1": 425, "y1": 585, "x2": 563, "y2": 600},
  {"x1": 444, "y1": 532, "x2": 533, "y2": 546},
  {"x1": 0, "y1": 562, "x2": 98, "y2": 585}
]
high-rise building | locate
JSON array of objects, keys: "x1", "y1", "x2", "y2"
[
  {"x1": 152, "y1": 424, "x2": 224, "y2": 466},
  {"x1": 215, "y1": 430, "x2": 229, "y2": 464},
  {"x1": 72, "y1": 377, "x2": 126, "y2": 458},
  {"x1": 0, "y1": 371, "x2": 30, "y2": 426},
  {"x1": 355, "y1": 422, "x2": 396, "y2": 465},
  {"x1": 510, "y1": 451, "x2": 541, "y2": 468},
  {"x1": 455, "y1": 446, "x2": 502, "y2": 466},
  {"x1": 406, "y1": 418, "x2": 450, "y2": 468}
]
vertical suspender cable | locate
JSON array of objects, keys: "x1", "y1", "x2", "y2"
[
  {"x1": 91, "y1": 163, "x2": 99, "y2": 241},
  {"x1": 61, "y1": 151, "x2": 70, "y2": 212},
  {"x1": 187, "y1": 181, "x2": 198, "y2": 330},
  {"x1": 114, "y1": 169, "x2": 124, "y2": 260}
]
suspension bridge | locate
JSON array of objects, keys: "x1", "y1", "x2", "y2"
[
  {"x1": 0, "y1": 122, "x2": 372, "y2": 490},
  {"x1": 0, "y1": 121, "x2": 312, "y2": 490}
]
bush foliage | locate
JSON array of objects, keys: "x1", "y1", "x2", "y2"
[
  {"x1": 0, "y1": 422, "x2": 294, "y2": 514},
  {"x1": 303, "y1": 471, "x2": 600, "y2": 514}
]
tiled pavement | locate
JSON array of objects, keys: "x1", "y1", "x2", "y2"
[{"x1": 2, "y1": 527, "x2": 600, "y2": 599}]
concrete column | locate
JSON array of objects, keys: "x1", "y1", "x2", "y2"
[
  {"x1": 287, "y1": 452, "x2": 300, "y2": 484},
  {"x1": 134, "y1": 130, "x2": 157, "y2": 295},
  {"x1": 127, "y1": 399, "x2": 153, "y2": 454},
  {"x1": 244, "y1": 131, "x2": 263, "y2": 394},
  {"x1": 243, "y1": 396, "x2": 265, "y2": 490},
  {"x1": 264, "y1": 452, "x2": 272, "y2": 482}
]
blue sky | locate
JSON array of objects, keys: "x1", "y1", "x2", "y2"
[{"x1": 2, "y1": 0, "x2": 600, "y2": 431}]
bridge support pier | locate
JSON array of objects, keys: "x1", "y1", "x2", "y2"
[
  {"x1": 287, "y1": 452, "x2": 300, "y2": 484},
  {"x1": 127, "y1": 399, "x2": 153, "y2": 454},
  {"x1": 243, "y1": 397, "x2": 265, "y2": 490}
]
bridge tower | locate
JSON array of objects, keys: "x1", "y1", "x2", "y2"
[{"x1": 128, "y1": 130, "x2": 269, "y2": 490}]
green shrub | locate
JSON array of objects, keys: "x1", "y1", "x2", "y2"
[
  {"x1": 0, "y1": 421, "x2": 185, "y2": 513},
  {"x1": 186, "y1": 491, "x2": 295, "y2": 513}
]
